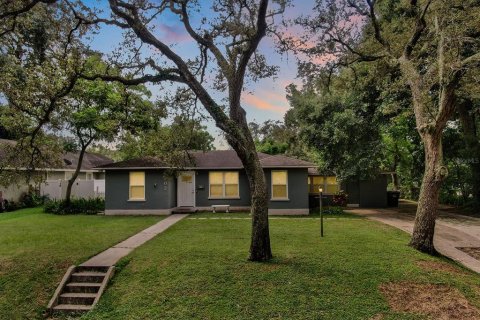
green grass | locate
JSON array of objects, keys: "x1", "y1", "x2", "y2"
[
  {"x1": 0, "y1": 207, "x2": 162, "y2": 319},
  {"x1": 81, "y1": 214, "x2": 480, "y2": 320}
]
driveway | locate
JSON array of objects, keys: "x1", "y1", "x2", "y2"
[{"x1": 348, "y1": 200, "x2": 480, "y2": 274}]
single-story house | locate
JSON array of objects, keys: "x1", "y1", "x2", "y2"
[
  {"x1": 98, "y1": 150, "x2": 322, "y2": 215},
  {"x1": 0, "y1": 139, "x2": 113, "y2": 201},
  {"x1": 39, "y1": 152, "x2": 113, "y2": 200}
]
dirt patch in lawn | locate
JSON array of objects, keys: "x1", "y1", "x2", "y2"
[
  {"x1": 457, "y1": 247, "x2": 480, "y2": 260},
  {"x1": 369, "y1": 313, "x2": 384, "y2": 320},
  {"x1": 416, "y1": 260, "x2": 466, "y2": 274},
  {"x1": 379, "y1": 282, "x2": 480, "y2": 320}
]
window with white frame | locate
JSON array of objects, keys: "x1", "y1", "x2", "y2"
[
  {"x1": 209, "y1": 171, "x2": 239, "y2": 198},
  {"x1": 271, "y1": 170, "x2": 288, "y2": 200},
  {"x1": 129, "y1": 171, "x2": 145, "y2": 200}
]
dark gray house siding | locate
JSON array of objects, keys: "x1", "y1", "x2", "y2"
[
  {"x1": 264, "y1": 168, "x2": 309, "y2": 211},
  {"x1": 194, "y1": 170, "x2": 251, "y2": 207},
  {"x1": 105, "y1": 170, "x2": 176, "y2": 214},
  {"x1": 343, "y1": 175, "x2": 388, "y2": 208},
  {"x1": 105, "y1": 167, "x2": 310, "y2": 215}
]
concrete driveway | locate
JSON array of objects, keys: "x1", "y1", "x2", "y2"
[{"x1": 348, "y1": 200, "x2": 480, "y2": 274}]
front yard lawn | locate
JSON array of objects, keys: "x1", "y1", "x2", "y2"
[
  {"x1": 83, "y1": 214, "x2": 480, "y2": 320},
  {"x1": 0, "y1": 207, "x2": 162, "y2": 319}
]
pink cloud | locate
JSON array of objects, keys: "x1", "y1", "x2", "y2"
[
  {"x1": 242, "y1": 91, "x2": 288, "y2": 113},
  {"x1": 158, "y1": 24, "x2": 191, "y2": 43}
]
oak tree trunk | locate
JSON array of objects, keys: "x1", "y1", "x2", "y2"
[
  {"x1": 244, "y1": 153, "x2": 272, "y2": 261},
  {"x1": 65, "y1": 145, "x2": 88, "y2": 206},
  {"x1": 226, "y1": 110, "x2": 272, "y2": 261},
  {"x1": 409, "y1": 133, "x2": 446, "y2": 254}
]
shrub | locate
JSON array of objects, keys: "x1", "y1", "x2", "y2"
[
  {"x1": 323, "y1": 206, "x2": 344, "y2": 215},
  {"x1": 4, "y1": 200, "x2": 20, "y2": 212},
  {"x1": 332, "y1": 191, "x2": 348, "y2": 207},
  {"x1": 44, "y1": 198, "x2": 105, "y2": 215},
  {"x1": 19, "y1": 192, "x2": 48, "y2": 208}
]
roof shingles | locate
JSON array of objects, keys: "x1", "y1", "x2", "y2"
[{"x1": 98, "y1": 150, "x2": 316, "y2": 170}]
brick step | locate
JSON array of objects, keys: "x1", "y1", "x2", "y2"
[
  {"x1": 59, "y1": 292, "x2": 97, "y2": 305},
  {"x1": 64, "y1": 282, "x2": 102, "y2": 293},
  {"x1": 52, "y1": 304, "x2": 92, "y2": 312},
  {"x1": 70, "y1": 272, "x2": 106, "y2": 283}
]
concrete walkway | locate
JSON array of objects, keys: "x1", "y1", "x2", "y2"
[
  {"x1": 348, "y1": 204, "x2": 480, "y2": 274},
  {"x1": 81, "y1": 214, "x2": 189, "y2": 267}
]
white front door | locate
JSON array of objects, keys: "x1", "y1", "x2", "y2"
[{"x1": 177, "y1": 171, "x2": 195, "y2": 207}]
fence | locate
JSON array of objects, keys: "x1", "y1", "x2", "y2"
[{"x1": 40, "y1": 179, "x2": 106, "y2": 200}]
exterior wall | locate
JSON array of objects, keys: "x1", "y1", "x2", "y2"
[
  {"x1": 47, "y1": 171, "x2": 89, "y2": 180},
  {"x1": 47, "y1": 171, "x2": 65, "y2": 180},
  {"x1": 104, "y1": 168, "x2": 310, "y2": 214},
  {"x1": 264, "y1": 168, "x2": 309, "y2": 210},
  {"x1": 194, "y1": 170, "x2": 251, "y2": 207},
  {"x1": 94, "y1": 172, "x2": 105, "y2": 180},
  {"x1": 343, "y1": 175, "x2": 388, "y2": 208},
  {"x1": 105, "y1": 170, "x2": 176, "y2": 212}
]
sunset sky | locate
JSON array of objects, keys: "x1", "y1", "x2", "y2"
[{"x1": 86, "y1": 1, "x2": 317, "y2": 148}]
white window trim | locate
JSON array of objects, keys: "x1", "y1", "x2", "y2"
[
  {"x1": 208, "y1": 171, "x2": 240, "y2": 199},
  {"x1": 271, "y1": 170, "x2": 289, "y2": 201},
  {"x1": 129, "y1": 171, "x2": 146, "y2": 201}
]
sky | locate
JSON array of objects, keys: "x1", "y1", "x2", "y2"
[{"x1": 85, "y1": 1, "x2": 317, "y2": 149}]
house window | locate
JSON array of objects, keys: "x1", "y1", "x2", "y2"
[
  {"x1": 86, "y1": 173, "x2": 93, "y2": 180},
  {"x1": 209, "y1": 171, "x2": 239, "y2": 198},
  {"x1": 271, "y1": 170, "x2": 288, "y2": 200},
  {"x1": 310, "y1": 176, "x2": 324, "y2": 194},
  {"x1": 129, "y1": 172, "x2": 145, "y2": 200},
  {"x1": 325, "y1": 176, "x2": 339, "y2": 194},
  {"x1": 309, "y1": 175, "x2": 339, "y2": 194}
]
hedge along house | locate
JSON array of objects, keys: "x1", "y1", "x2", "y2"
[{"x1": 98, "y1": 150, "x2": 317, "y2": 215}]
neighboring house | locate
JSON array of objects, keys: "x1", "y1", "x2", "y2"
[
  {"x1": 0, "y1": 139, "x2": 113, "y2": 201},
  {"x1": 40, "y1": 152, "x2": 113, "y2": 200},
  {"x1": 98, "y1": 150, "x2": 317, "y2": 215}
]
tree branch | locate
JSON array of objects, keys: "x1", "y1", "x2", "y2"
[
  {"x1": 107, "y1": 0, "x2": 237, "y2": 137},
  {"x1": 0, "y1": 0, "x2": 56, "y2": 20},
  {"x1": 403, "y1": 0, "x2": 433, "y2": 59},
  {"x1": 365, "y1": 0, "x2": 390, "y2": 51},
  {"x1": 236, "y1": 0, "x2": 269, "y2": 82},
  {"x1": 175, "y1": 0, "x2": 231, "y2": 77}
]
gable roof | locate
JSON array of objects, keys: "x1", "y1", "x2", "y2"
[
  {"x1": 62, "y1": 152, "x2": 113, "y2": 170},
  {"x1": 0, "y1": 139, "x2": 113, "y2": 171},
  {"x1": 97, "y1": 150, "x2": 316, "y2": 170}
]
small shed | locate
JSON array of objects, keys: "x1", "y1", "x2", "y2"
[{"x1": 342, "y1": 175, "x2": 388, "y2": 208}]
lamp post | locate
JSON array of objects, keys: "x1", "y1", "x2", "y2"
[{"x1": 319, "y1": 187, "x2": 323, "y2": 237}]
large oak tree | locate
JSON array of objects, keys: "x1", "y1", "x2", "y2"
[
  {"x1": 80, "y1": 0, "x2": 288, "y2": 261},
  {"x1": 298, "y1": 0, "x2": 480, "y2": 254}
]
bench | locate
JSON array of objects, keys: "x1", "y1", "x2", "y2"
[{"x1": 211, "y1": 205, "x2": 230, "y2": 213}]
